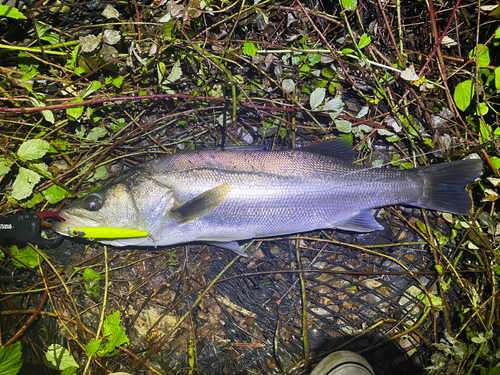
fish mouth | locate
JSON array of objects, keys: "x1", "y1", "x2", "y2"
[{"x1": 51, "y1": 212, "x2": 99, "y2": 236}]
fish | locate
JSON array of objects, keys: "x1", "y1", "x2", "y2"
[{"x1": 52, "y1": 140, "x2": 483, "y2": 257}]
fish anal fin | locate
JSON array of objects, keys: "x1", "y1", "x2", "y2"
[
  {"x1": 300, "y1": 139, "x2": 355, "y2": 162},
  {"x1": 207, "y1": 241, "x2": 248, "y2": 257},
  {"x1": 336, "y1": 211, "x2": 383, "y2": 232},
  {"x1": 171, "y1": 183, "x2": 231, "y2": 224}
]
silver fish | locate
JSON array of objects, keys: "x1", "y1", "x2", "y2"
[{"x1": 52, "y1": 140, "x2": 483, "y2": 256}]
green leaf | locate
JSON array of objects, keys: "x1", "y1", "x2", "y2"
[
  {"x1": 84, "y1": 268, "x2": 102, "y2": 298},
  {"x1": 61, "y1": 367, "x2": 78, "y2": 375},
  {"x1": 323, "y1": 96, "x2": 344, "y2": 112},
  {"x1": 358, "y1": 33, "x2": 371, "y2": 49},
  {"x1": 494, "y1": 66, "x2": 500, "y2": 90},
  {"x1": 435, "y1": 265, "x2": 443, "y2": 275},
  {"x1": 17, "y1": 139, "x2": 50, "y2": 160},
  {"x1": 83, "y1": 268, "x2": 102, "y2": 281},
  {"x1": 454, "y1": 79, "x2": 474, "y2": 111},
  {"x1": 21, "y1": 66, "x2": 39, "y2": 82},
  {"x1": 164, "y1": 59, "x2": 182, "y2": 84},
  {"x1": 44, "y1": 344, "x2": 79, "y2": 370},
  {"x1": 418, "y1": 291, "x2": 443, "y2": 309},
  {"x1": 83, "y1": 81, "x2": 102, "y2": 98},
  {"x1": 0, "y1": 5, "x2": 27, "y2": 19},
  {"x1": 0, "y1": 342, "x2": 23, "y2": 375},
  {"x1": 66, "y1": 98, "x2": 84, "y2": 120},
  {"x1": 310, "y1": 87, "x2": 326, "y2": 110},
  {"x1": 341, "y1": 0, "x2": 357, "y2": 11},
  {"x1": 335, "y1": 119, "x2": 352, "y2": 133},
  {"x1": 86, "y1": 127, "x2": 108, "y2": 141},
  {"x1": 476, "y1": 102, "x2": 488, "y2": 116},
  {"x1": 90, "y1": 311, "x2": 129, "y2": 357},
  {"x1": 243, "y1": 42, "x2": 258, "y2": 57},
  {"x1": 11, "y1": 245, "x2": 42, "y2": 269},
  {"x1": 41, "y1": 108, "x2": 55, "y2": 124},
  {"x1": 282, "y1": 79, "x2": 295, "y2": 93},
  {"x1": 43, "y1": 185, "x2": 69, "y2": 204},
  {"x1": 110, "y1": 76, "x2": 124, "y2": 88},
  {"x1": 11, "y1": 167, "x2": 41, "y2": 200},
  {"x1": 84, "y1": 338, "x2": 102, "y2": 357},
  {"x1": 83, "y1": 164, "x2": 107, "y2": 182},
  {"x1": 471, "y1": 334, "x2": 487, "y2": 344},
  {"x1": 469, "y1": 44, "x2": 490, "y2": 68},
  {"x1": 487, "y1": 367, "x2": 500, "y2": 375},
  {"x1": 321, "y1": 68, "x2": 335, "y2": 79},
  {"x1": 490, "y1": 156, "x2": 500, "y2": 170},
  {"x1": 492, "y1": 265, "x2": 500, "y2": 276},
  {"x1": 0, "y1": 156, "x2": 13, "y2": 175},
  {"x1": 307, "y1": 54, "x2": 321, "y2": 65},
  {"x1": 341, "y1": 48, "x2": 355, "y2": 55},
  {"x1": 21, "y1": 192, "x2": 44, "y2": 208}
]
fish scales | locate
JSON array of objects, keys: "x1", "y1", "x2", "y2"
[{"x1": 52, "y1": 140, "x2": 483, "y2": 256}]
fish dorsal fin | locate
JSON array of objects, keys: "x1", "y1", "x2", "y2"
[
  {"x1": 336, "y1": 210, "x2": 384, "y2": 232},
  {"x1": 299, "y1": 139, "x2": 355, "y2": 162},
  {"x1": 171, "y1": 183, "x2": 231, "y2": 224}
]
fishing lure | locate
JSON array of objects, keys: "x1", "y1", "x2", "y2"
[{"x1": 70, "y1": 227, "x2": 148, "y2": 239}]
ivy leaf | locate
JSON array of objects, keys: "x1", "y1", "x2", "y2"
[
  {"x1": 453, "y1": 79, "x2": 474, "y2": 112},
  {"x1": 17, "y1": 139, "x2": 50, "y2": 160},
  {"x1": 0, "y1": 342, "x2": 23, "y2": 375},
  {"x1": 310, "y1": 87, "x2": 326, "y2": 110},
  {"x1": 44, "y1": 344, "x2": 79, "y2": 370},
  {"x1": 0, "y1": 5, "x2": 27, "y2": 19},
  {"x1": 11, "y1": 168, "x2": 41, "y2": 200}
]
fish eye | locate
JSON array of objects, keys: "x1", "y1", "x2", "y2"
[{"x1": 83, "y1": 194, "x2": 102, "y2": 211}]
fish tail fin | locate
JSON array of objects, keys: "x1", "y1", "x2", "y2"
[{"x1": 415, "y1": 158, "x2": 483, "y2": 215}]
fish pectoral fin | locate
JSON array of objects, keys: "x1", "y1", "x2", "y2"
[
  {"x1": 336, "y1": 211, "x2": 384, "y2": 232},
  {"x1": 206, "y1": 241, "x2": 248, "y2": 257},
  {"x1": 171, "y1": 183, "x2": 231, "y2": 224}
]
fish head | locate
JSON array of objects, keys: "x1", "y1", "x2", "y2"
[{"x1": 52, "y1": 170, "x2": 176, "y2": 240}]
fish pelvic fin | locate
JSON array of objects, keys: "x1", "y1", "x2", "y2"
[
  {"x1": 415, "y1": 158, "x2": 483, "y2": 215},
  {"x1": 171, "y1": 183, "x2": 231, "y2": 224},
  {"x1": 336, "y1": 210, "x2": 384, "y2": 232},
  {"x1": 207, "y1": 241, "x2": 248, "y2": 257}
]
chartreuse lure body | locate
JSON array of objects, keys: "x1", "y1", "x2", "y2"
[{"x1": 70, "y1": 227, "x2": 148, "y2": 239}]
